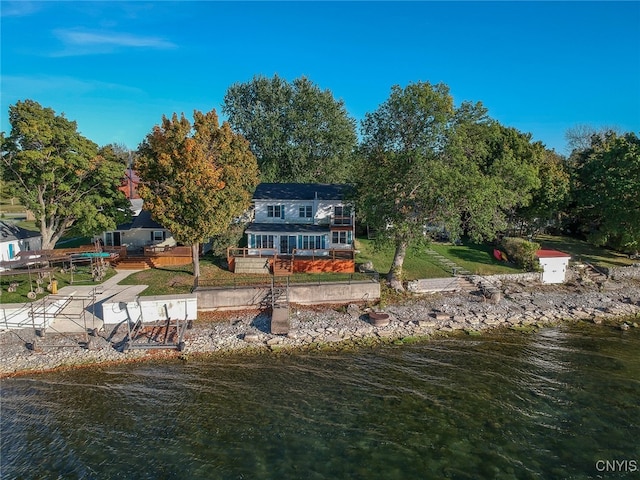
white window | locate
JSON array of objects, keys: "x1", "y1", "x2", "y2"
[
  {"x1": 300, "y1": 235, "x2": 323, "y2": 250},
  {"x1": 267, "y1": 205, "x2": 284, "y2": 219},
  {"x1": 254, "y1": 235, "x2": 275, "y2": 249},
  {"x1": 299, "y1": 205, "x2": 312, "y2": 218},
  {"x1": 152, "y1": 231, "x2": 164, "y2": 242},
  {"x1": 332, "y1": 231, "x2": 352, "y2": 244}
]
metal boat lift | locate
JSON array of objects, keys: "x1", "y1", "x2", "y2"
[{"x1": 122, "y1": 304, "x2": 190, "y2": 352}]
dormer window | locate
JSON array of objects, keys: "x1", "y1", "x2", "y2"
[
  {"x1": 299, "y1": 205, "x2": 312, "y2": 218},
  {"x1": 267, "y1": 205, "x2": 285, "y2": 219}
]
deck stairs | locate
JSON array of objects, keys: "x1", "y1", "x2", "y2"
[
  {"x1": 113, "y1": 256, "x2": 153, "y2": 270},
  {"x1": 272, "y1": 258, "x2": 293, "y2": 276}
]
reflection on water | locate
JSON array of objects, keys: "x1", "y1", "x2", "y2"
[{"x1": 2, "y1": 324, "x2": 639, "y2": 479}]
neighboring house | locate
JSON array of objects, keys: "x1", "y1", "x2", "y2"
[
  {"x1": 536, "y1": 249, "x2": 571, "y2": 284},
  {"x1": 0, "y1": 221, "x2": 42, "y2": 264},
  {"x1": 99, "y1": 199, "x2": 175, "y2": 252},
  {"x1": 231, "y1": 183, "x2": 356, "y2": 274}
]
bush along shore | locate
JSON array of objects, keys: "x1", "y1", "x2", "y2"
[{"x1": 1, "y1": 269, "x2": 640, "y2": 378}]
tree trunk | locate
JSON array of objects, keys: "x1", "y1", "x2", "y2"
[
  {"x1": 386, "y1": 241, "x2": 407, "y2": 291},
  {"x1": 191, "y1": 243, "x2": 200, "y2": 288}
]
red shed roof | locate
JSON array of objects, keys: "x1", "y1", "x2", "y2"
[{"x1": 536, "y1": 249, "x2": 571, "y2": 258}]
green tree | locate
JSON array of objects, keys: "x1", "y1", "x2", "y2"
[
  {"x1": 222, "y1": 74, "x2": 357, "y2": 183},
  {"x1": 136, "y1": 109, "x2": 259, "y2": 284},
  {"x1": 1, "y1": 100, "x2": 130, "y2": 249},
  {"x1": 571, "y1": 131, "x2": 640, "y2": 253},
  {"x1": 514, "y1": 148, "x2": 570, "y2": 235},
  {"x1": 358, "y1": 82, "x2": 541, "y2": 289}
]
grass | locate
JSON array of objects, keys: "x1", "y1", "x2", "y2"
[
  {"x1": 0, "y1": 266, "x2": 115, "y2": 304},
  {"x1": 355, "y1": 238, "x2": 523, "y2": 279}
]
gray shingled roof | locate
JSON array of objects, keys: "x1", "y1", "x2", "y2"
[
  {"x1": 0, "y1": 221, "x2": 42, "y2": 243},
  {"x1": 116, "y1": 210, "x2": 165, "y2": 231},
  {"x1": 252, "y1": 183, "x2": 352, "y2": 201},
  {"x1": 245, "y1": 223, "x2": 329, "y2": 234}
]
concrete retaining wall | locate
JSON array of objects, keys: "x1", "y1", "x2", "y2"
[
  {"x1": 407, "y1": 277, "x2": 461, "y2": 293},
  {"x1": 196, "y1": 280, "x2": 380, "y2": 311},
  {"x1": 474, "y1": 272, "x2": 542, "y2": 284},
  {"x1": 102, "y1": 294, "x2": 198, "y2": 326}
]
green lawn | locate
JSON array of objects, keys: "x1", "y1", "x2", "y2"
[
  {"x1": 0, "y1": 266, "x2": 115, "y2": 304},
  {"x1": 355, "y1": 238, "x2": 522, "y2": 280}
]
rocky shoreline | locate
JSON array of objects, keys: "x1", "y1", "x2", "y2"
[{"x1": 1, "y1": 275, "x2": 640, "y2": 378}]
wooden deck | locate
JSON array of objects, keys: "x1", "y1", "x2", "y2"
[{"x1": 228, "y1": 248, "x2": 355, "y2": 275}]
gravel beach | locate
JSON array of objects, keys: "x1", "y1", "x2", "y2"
[{"x1": 1, "y1": 272, "x2": 639, "y2": 378}]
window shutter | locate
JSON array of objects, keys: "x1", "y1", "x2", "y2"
[{"x1": 281, "y1": 205, "x2": 285, "y2": 220}]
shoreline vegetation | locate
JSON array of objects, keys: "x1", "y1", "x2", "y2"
[{"x1": 1, "y1": 272, "x2": 639, "y2": 379}]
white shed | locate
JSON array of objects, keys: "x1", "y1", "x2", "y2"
[{"x1": 536, "y1": 249, "x2": 571, "y2": 284}]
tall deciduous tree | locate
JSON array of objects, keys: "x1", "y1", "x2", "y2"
[
  {"x1": 358, "y1": 82, "x2": 541, "y2": 289},
  {"x1": 1, "y1": 100, "x2": 130, "y2": 249},
  {"x1": 222, "y1": 74, "x2": 357, "y2": 183},
  {"x1": 514, "y1": 148, "x2": 570, "y2": 235},
  {"x1": 136, "y1": 109, "x2": 259, "y2": 284},
  {"x1": 571, "y1": 131, "x2": 640, "y2": 253}
]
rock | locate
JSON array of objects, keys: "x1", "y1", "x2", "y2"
[
  {"x1": 358, "y1": 261, "x2": 374, "y2": 273},
  {"x1": 243, "y1": 333, "x2": 262, "y2": 343},
  {"x1": 346, "y1": 303, "x2": 361, "y2": 319}
]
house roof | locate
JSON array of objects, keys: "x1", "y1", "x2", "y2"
[
  {"x1": 246, "y1": 223, "x2": 330, "y2": 234},
  {"x1": 252, "y1": 183, "x2": 352, "y2": 201},
  {"x1": 116, "y1": 210, "x2": 165, "y2": 231},
  {"x1": 0, "y1": 221, "x2": 42, "y2": 243},
  {"x1": 536, "y1": 249, "x2": 571, "y2": 259}
]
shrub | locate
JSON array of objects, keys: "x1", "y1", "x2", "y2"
[{"x1": 501, "y1": 237, "x2": 540, "y2": 270}]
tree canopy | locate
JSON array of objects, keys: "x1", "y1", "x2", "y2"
[
  {"x1": 136, "y1": 109, "x2": 259, "y2": 283},
  {"x1": 570, "y1": 131, "x2": 640, "y2": 253},
  {"x1": 357, "y1": 82, "x2": 543, "y2": 289},
  {"x1": 1, "y1": 100, "x2": 130, "y2": 249},
  {"x1": 222, "y1": 74, "x2": 357, "y2": 183}
]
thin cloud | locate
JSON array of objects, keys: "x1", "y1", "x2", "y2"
[
  {"x1": 51, "y1": 28, "x2": 177, "y2": 56},
  {"x1": 1, "y1": 1, "x2": 41, "y2": 17},
  {"x1": 2, "y1": 75, "x2": 144, "y2": 97}
]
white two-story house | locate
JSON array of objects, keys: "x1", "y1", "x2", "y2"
[
  {"x1": 231, "y1": 183, "x2": 356, "y2": 274},
  {"x1": 245, "y1": 183, "x2": 355, "y2": 256}
]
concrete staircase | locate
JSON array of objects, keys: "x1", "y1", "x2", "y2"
[{"x1": 580, "y1": 262, "x2": 609, "y2": 286}]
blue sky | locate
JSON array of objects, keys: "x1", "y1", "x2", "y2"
[{"x1": 2, "y1": 1, "x2": 639, "y2": 155}]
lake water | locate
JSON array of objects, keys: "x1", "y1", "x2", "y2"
[{"x1": 2, "y1": 324, "x2": 639, "y2": 479}]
